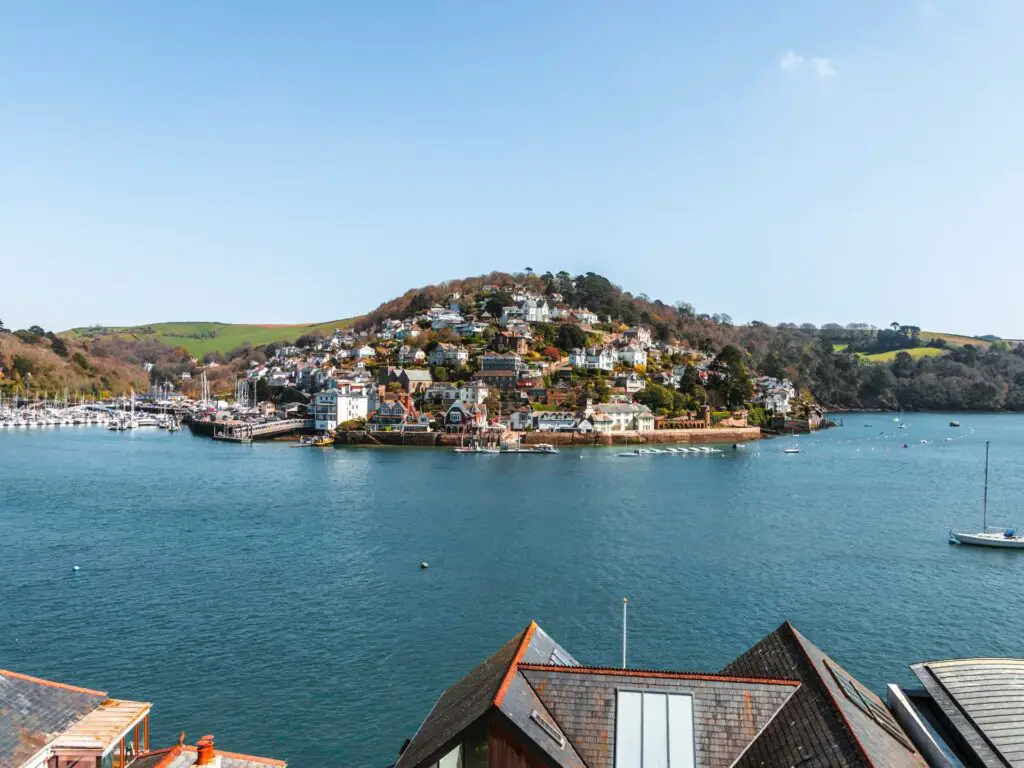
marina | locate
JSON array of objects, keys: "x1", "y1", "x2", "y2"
[{"x1": 2, "y1": 411, "x2": 1022, "y2": 767}]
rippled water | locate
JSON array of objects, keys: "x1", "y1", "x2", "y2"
[{"x1": 2, "y1": 414, "x2": 1023, "y2": 766}]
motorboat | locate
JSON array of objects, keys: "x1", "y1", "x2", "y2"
[
  {"x1": 531, "y1": 444, "x2": 559, "y2": 454},
  {"x1": 617, "y1": 450, "x2": 642, "y2": 457},
  {"x1": 949, "y1": 421, "x2": 961, "y2": 427},
  {"x1": 950, "y1": 442, "x2": 1024, "y2": 549}
]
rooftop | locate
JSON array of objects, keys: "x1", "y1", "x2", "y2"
[
  {"x1": 0, "y1": 668, "x2": 108, "y2": 766},
  {"x1": 52, "y1": 697, "x2": 151, "y2": 752}
]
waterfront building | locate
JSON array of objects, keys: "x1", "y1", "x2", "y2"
[
  {"x1": 392, "y1": 621, "x2": 928, "y2": 768},
  {"x1": 444, "y1": 400, "x2": 487, "y2": 432},
  {"x1": 590, "y1": 402, "x2": 655, "y2": 431},
  {"x1": 424, "y1": 382, "x2": 459, "y2": 404},
  {"x1": 312, "y1": 386, "x2": 368, "y2": 431},
  {"x1": 535, "y1": 412, "x2": 579, "y2": 432},
  {"x1": 0, "y1": 668, "x2": 285, "y2": 768}
]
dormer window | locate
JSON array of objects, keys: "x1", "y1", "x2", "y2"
[{"x1": 615, "y1": 690, "x2": 694, "y2": 768}]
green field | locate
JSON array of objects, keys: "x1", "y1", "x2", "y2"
[
  {"x1": 919, "y1": 331, "x2": 991, "y2": 349},
  {"x1": 862, "y1": 347, "x2": 948, "y2": 363},
  {"x1": 832, "y1": 343, "x2": 848, "y2": 352},
  {"x1": 65, "y1": 319, "x2": 357, "y2": 356}
]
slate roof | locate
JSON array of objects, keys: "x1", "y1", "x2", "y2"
[
  {"x1": 721, "y1": 622, "x2": 927, "y2": 768},
  {"x1": 131, "y1": 744, "x2": 286, "y2": 768},
  {"x1": 0, "y1": 668, "x2": 107, "y2": 766},
  {"x1": 519, "y1": 666, "x2": 798, "y2": 768},
  {"x1": 911, "y1": 658, "x2": 1024, "y2": 767},
  {"x1": 395, "y1": 627, "x2": 530, "y2": 768}
]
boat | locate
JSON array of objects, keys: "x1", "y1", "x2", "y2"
[
  {"x1": 531, "y1": 443, "x2": 559, "y2": 454},
  {"x1": 617, "y1": 450, "x2": 642, "y2": 457},
  {"x1": 949, "y1": 421, "x2": 961, "y2": 427},
  {"x1": 783, "y1": 433, "x2": 800, "y2": 454},
  {"x1": 950, "y1": 442, "x2": 1024, "y2": 549}
]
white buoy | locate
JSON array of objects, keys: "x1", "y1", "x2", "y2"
[
  {"x1": 72, "y1": 565, "x2": 80, "y2": 572},
  {"x1": 420, "y1": 562, "x2": 429, "y2": 569}
]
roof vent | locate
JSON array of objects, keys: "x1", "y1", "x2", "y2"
[{"x1": 530, "y1": 709, "x2": 565, "y2": 749}]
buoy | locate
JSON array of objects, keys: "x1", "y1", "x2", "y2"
[
  {"x1": 72, "y1": 565, "x2": 80, "y2": 572},
  {"x1": 420, "y1": 562, "x2": 429, "y2": 569}
]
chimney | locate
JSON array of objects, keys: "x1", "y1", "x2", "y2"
[{"x1": 196, "y1": 734, "x2": 220, "y2": 767}]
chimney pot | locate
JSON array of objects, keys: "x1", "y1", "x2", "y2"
[{"x1": 196, "y1": 734, "x2": 216, "y2": 765}]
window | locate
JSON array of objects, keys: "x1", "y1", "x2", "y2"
[
  {"x1": 615, "y1": 691, "x2": 694, "y2": 768},
  {"x1": 825, "y1": 661, "x2": 915, "y2": 750}
]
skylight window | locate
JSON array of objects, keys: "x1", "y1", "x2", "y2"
[
  {"x1": 825, "y1": 661, "x2": 915, "y2": 751},
  {"x1": 615, "y1": 691, "x2": 694, "y2": 768}
]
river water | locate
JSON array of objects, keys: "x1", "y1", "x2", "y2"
[{"x1": 2, "y1": 413, "x2": 1023, "y2": 766}]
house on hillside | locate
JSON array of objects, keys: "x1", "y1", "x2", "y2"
[
  {"x1": 387, "y1": 368, "x2": 434, "y2": 394},
  {"x1": 615, "y1": 371, "x2": 646, "y2": 394},
  {"x1": 623, "y1": 325, "x2": 653, "y2": 348},
  {"x1": 617, "y1": 342, "x2": 648, "y2": 368},
  {"x1": 536, "y1": 412, "x2": 580, "y2": 432},
  {"x1": 569, "y1": 347, "x2": 615, "y2": 372},
  {"x1": 398, "y1": 345, "x2": 426, "y2": 365},
  {"x1": 428, "y1": 343, "x2": 469, "y2": 367}
]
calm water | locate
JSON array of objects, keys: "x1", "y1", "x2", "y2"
[{"x1": 2, "y1": 414, "x2": 1023, "y2": 766}]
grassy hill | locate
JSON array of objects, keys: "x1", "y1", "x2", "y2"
[
  {"x1": 919, "y1": 331, "x2": 992, "y2": 349},
  {"x1": 64, "y1": 319, "x2": 356, "y2": 356},
  {"x1": 862, "y1": 347, "x2": 948, "y2": 363}
]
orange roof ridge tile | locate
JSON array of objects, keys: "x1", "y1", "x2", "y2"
[
  {"x1": 180, "y1": 745, "x2": 287, "y2": 766},
  {"x1": 493, "y1": 621, "x2": 538, "y2": 707},
  {"x1": 0, "y1": 667, "x2": 107, "y2": 697},
  {"x1": 517, "y1": 663, "x2": 802, "y2": 688}
]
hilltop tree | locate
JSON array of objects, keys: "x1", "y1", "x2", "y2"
[{"x1": 555, "y1": 324, "x2": 587, "y2": 352}]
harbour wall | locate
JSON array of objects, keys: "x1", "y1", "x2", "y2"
[{"x1": 334, "y1": 426, "x2": 760, "y2": 447}]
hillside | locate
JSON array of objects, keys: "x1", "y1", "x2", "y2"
[
  {"x1": 0, "y1": 329, "x2": 150, "y2": 397},
  {"x1": 353, "y1": 270, "x2": 1024, "y2": 411},
  {"x1": 64, "y1": 319, "x2": 356, "y2": 356}
]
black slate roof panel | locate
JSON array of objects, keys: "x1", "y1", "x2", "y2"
[{"x1": 0, "y1": 669, "x2": 106, "y2": 766}]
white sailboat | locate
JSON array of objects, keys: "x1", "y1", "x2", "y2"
[{"x1": 950, "y1": 442, "x2": 1024, "y2": 548}]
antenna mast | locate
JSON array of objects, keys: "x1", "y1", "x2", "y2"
[
  {"x1": 983, "y1": 441, "x2": 990, "y2": 532},
  {"x1": 622, "y1": 597, "x2": 628, "y2": 669}
]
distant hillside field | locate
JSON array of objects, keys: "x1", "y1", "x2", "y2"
[
  {"x1": 862, "y1": 347, "x2": 948, "y2": 362},
  {"x1": 918, "y1": 331, "x2": 992, "y2": 349},
  {"x1": 65, "y1": 319, "x2": 356, "y2": 356}
]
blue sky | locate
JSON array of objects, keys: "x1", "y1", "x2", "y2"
[{"x1": 2, "y1": 1, "x2": 1022, "y2": 335}]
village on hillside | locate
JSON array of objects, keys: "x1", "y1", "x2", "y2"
[{"x1": 178, "y1": 276, "x2": 824, "y2": 444}]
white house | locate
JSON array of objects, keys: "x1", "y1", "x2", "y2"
[
  {"x1": 313, "y1": 386, "x2": 369, "y2": 431},
  {"x1": 522, "y1": 299, "x2": 550, "y2": 324},
  {"x1": 509, "y1": 408, "x2": 535, "y2": 431},
  {"x1": 573, "y1": 309, "x2": 599, "y2": 325},
  {"x1": 618, "y1": 343, "x2": 648, "y2": 368},
  {"x1": 354, "y1": 345, "x2": 375, "y2": 359},
  {"x1": 570, "y1": 347, "x2": 615, "y2": 372},
  {"x1": 536, "y1": 411, "x2": 579, "y2": 432},
  {"x1": 591, "y1": 403, "x2": 655, "y2": 432},
  {"x1": 458, "y1": 380, "x2": 490, "y2": 405}
]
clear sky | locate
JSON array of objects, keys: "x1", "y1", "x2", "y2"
[{"x1": 2, "y1": 1, "x2": 1022, "y2": 336}]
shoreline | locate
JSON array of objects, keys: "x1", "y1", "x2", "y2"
[{"x1": 334, "y1": 426, "x2": 760, "y2": 447}]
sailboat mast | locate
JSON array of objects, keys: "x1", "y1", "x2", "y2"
[{"x1": 983, "y1": 441, "x2": 990, "y2": 532}]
